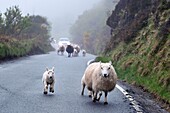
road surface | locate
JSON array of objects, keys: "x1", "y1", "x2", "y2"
[{"x1": 0, "y1": 51, "x2": 135, "y2": 113}]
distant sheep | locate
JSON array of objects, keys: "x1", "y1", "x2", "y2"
[
  {"x1": 74, "y1": 45, "x2": 80, "y2": 55},
  {"x1": 57, "y1": 45, "x2": 65, "y2": 55},
  {"x1": 73, "y1": 49, "x2": 78, "y2": 57},
  {"x1": 82, "y1": 49, "x2": 86, "y2": 57},
  {"x1": 42, "y1": 67, "x2": 55, "y2": 94},
  {"x1": 81, "y1": 61, "x2": 117, "y2": 105},
  {"x1": 66, "y1": 44, "x2": 74, "y2": 57}
]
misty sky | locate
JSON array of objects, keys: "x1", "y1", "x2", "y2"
[{"x1": 0, "y1": 0, "x2": 101, "y2": 38}]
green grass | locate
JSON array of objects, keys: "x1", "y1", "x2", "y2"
[
  {"x1": 0, "y1": 37, "x2": 53, "y2": 60},
  {"x1": 97, "y1": 53, "x2": 170, "y2": 103}
]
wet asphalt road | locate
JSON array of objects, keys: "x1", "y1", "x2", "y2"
[{"x1": 0, "y1": 51, "x2": 135, "y2": 113}]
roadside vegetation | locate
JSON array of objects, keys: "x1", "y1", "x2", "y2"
[
  {"x1": 101, "y1": 0, "x2": 170, "y2": 106},
  {"x1": 70, "y1": 0, "x2": 170, "y2": 109},
  {"x1": 0, "y1": 6, "x2": 54, "y2": 61}
]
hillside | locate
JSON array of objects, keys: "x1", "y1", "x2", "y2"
[
  {"x1": 70, "y1": 0, "x2": 117, "y2": 54},
  {"x1": 104, "y1": 0, "x2": 170, "y2": 108}
]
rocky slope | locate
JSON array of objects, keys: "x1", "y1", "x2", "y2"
[{"x1": 105, "y1": 0, "x2": 170, "y2": 110}]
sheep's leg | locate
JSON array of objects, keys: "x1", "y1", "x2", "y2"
[
  {"x1": 96, "y1": 92, "x2": 102, "y2": 101},
  {"x1": 88, "y1": 91, "x2": 92, "y2": 97},
  {"x1": 92, "y1": 91, "x2": 98, "y2": 102},
  {"x1": 50, "y1": 83, "x2": 54, "y2": 93},
  {"x1": 68, "y1": 53, "x2": 71, "y2": 57},
  {"x1": 81, "y1": 83, "x2": 85, "y2": 95},
  {"x1": 43, "y1": 82, "x2": 48, "y2": 94},
  {"x1": 104, "y1": 92, "x2": 108, "y2": 105}
]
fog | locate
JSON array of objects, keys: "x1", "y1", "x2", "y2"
[{"x1": 0, "y1": 0, "x2": 101, "y2": 38}]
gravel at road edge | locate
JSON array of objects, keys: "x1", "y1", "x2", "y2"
[{"x1": 117, "y1": 80, "x2": 170, "y2": 113}]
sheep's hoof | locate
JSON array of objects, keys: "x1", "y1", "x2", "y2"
[
  {"x1": 50, "y1": 88, "x2": 54, "y2": 93},
  {"x1": 104, "y1": 102, "x2": 108, "y2": 105},
  {"x1": 96, "y1": 98, "x2": 100, "y2": 101},
  {"x1": 88, "y1": 95, "x2": 92, "y2": 98},
  {"x1": 93, "y1": 99, "x2": 96, "y2": 103},
  {"x1": 44, "y1": 91, "x2": 47, "y2": 94}
]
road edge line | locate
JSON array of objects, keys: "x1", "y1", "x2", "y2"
[{"x1": 116, "y1": 84, "x2": 143, "y2": 113}]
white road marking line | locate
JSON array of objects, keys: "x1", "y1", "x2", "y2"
[{"x1": 116, "y1": 84, "x2": 143, "y2": 113}]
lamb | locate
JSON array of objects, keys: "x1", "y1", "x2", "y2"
[
  {"x1": 42, "y1": 67, "x2": 55, "y2": 94},
  {"x1": 81, "y1": 61, "x2": 117, "y2": 105}
]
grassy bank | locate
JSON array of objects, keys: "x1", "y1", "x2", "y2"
[
  {"x1": 0, "y1": 36, "x2": 54, "y2": 60},
  {"x1": 95, "y1": 25, "x2": 170, "y2": 104},
  {"x1": 96, "y1": 53, "x2": 170, "y2": 104}
]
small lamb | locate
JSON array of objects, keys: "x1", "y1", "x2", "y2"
[
  {"x1": 42, "y1": 67, "x2": 55, "y2": 94},
  {"x1": 81, "y1": 61, "x2": 117, "y2": 104}
]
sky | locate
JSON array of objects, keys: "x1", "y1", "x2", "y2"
[{"x1": 0, "y1": 0, "x2": 101, "y2": 38}]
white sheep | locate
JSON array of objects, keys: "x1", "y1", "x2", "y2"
[
  {"x1": 73, "y1": 49, "x2": 78, "y2": 57},
  {"x1": 42, "y1": 67, "x2": 55, "y2": 94},
  {"x1": 81, "y1": 61, "x2": 117, "y2": 105},
  {"x1": 57, "y1": 44, "x2": 65, "y2": 55},
  {"x1": 82, "y1": 49, "x2": 86, "y2": 57},
  {"x1": 74, "y1": 44, "x2": 80, "y2": 54}
]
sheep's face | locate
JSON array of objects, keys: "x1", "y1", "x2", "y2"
[
  {"x1": 46, "y1": 67, "x2": 55, "y2": 79},
  {"x1": 100, "y1": 61, "x2": 112, "y2": 78}
]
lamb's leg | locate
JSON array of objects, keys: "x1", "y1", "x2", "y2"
[
  {"x1": 104, "y1": 92, "x2": 108, "y2": 105},
  {"x1": 50, "y1": 83, "x2": 54, "y2": 93},
  {"x1": 81, "y1": 83, "x2": 85, "y2": 95},
  {"x1": 43, "y1": 82, "x2": 48, "y2": 94},
  {"x1": 96, "y1": 92, "x2": 102, "y2": 101}
]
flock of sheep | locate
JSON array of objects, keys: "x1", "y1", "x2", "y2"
[
  {"x1": 42, "y1": 60, "x2": 117, "y2": 105},
  {"x1": 42, "y1": 39, "x2": 117, "y2": 105},
  {"x1": 57, "y1": 44, "x2": 86, "y2": 57}
]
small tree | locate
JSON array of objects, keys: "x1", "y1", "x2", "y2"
[
  {"x1": 3, "y1": 6, "x2": 31, "y2": 37},
  {"x1": 4, "y1": 6, "x2": 22, "y2": 35},
  {"x1": 0, "y1": 13, "x2": 4, "y2": 34}
]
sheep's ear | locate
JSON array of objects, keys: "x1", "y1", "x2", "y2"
[
  {"x1": 46, "y1": 67, "x2": 49, "y2": 71},
  {"x1": 52, "y1": 67, "x2": 54, "y2": 71},
  {"x1": 99, "y1": 61, "x2": 101, "y2": 66},
  {"x1": 109, "y1": 61, "x2": 112, "y2": 65},
  {"x1": 99, "y1": 61, "x2": 102, "y2": 68}
]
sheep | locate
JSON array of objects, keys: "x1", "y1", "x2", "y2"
[
  {"x1": 42, "y1": 67, "x2": 55, "y2": 94},
  {"x1": 74, "y1": 44, "x2": 80, "y2": 55},
  {"x1": 81, "y1": 61, "x2": 117, "y2": 105},
  {"x1": 73, "y1": 49, "x2": 78, "y2": 57},
  {"x1": 66, "y1": 44, "x2": 74, "y2": 57},
  {"x1": 57, "y1": 44, "x2": 65, "y2": 55},
  {"x1": 82, "y1": 49, "x2": 86, "y2": 57}
]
